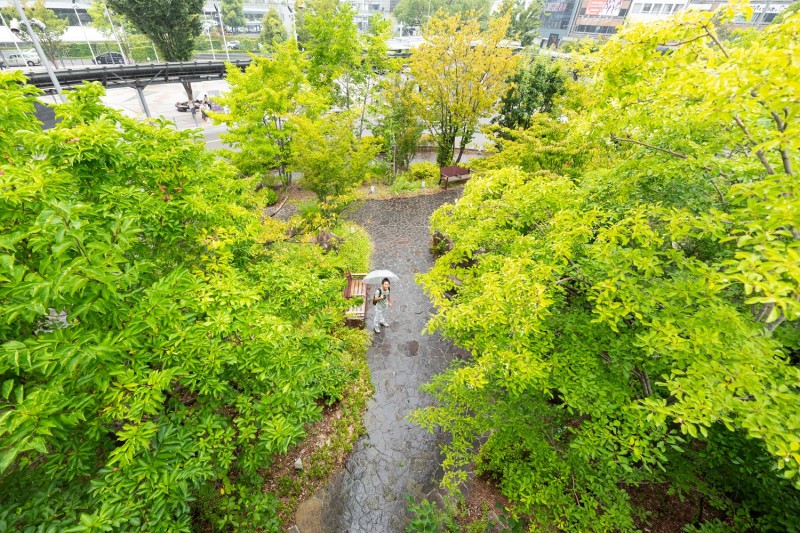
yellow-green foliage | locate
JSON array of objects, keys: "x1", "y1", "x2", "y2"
[
  {"x1": 409, "y1": 161, "x2": 439, "y2": 181},
  {"x1": 414, "y1": 7, "x2": 800, "y2": 531}
]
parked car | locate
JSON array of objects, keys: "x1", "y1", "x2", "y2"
[
  {"x1": 93, "y1": 52, "x2": 125, "y2": 65},
  {"x1": 226, "y1": 40, "x2": 240, "y2": 50},
  {"x1": 4, "y1": 50, "x2": 40, "y2": 67}
]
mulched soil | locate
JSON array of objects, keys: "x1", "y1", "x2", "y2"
[{"x1": 455, "y1": 477, "x2": 729, "y2": 532}]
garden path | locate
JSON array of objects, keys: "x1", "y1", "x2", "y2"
[{"x1": 292, "y1": 189, "x2": 468, "y2": 532}]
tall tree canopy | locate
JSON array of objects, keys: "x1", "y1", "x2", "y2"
[
  {"x1": 222, "y1": 0, "x2": 245, "y2": 32},
  {"x1": 392, "y1": 0, "x2": 492, "y2": 27},
  {"x1": 497, "y1": 0, "x2": 543, "y2": 46},
  {"x1": 494, "y1": 53, "x2": 568, "y2": 130},
  {"x1": 0, "y1": 74, "x2": 367, "y2": 530},
  {"x1": 213, "y1": 40, "x2": 325, "y2": 186},
  {"x1": 106, "y1": 0, "x2": 202, "y2": 62},
  {"x1": 409, "y1": 11, "x2": 518, "y2": 166},
  {"x1": 300, "y1": 0, "x2": 360, "y2": 91},
  {"x1": 259, "y1": 7, "x2": 287, "y2": 48},
  {"x1": 106, "y1": 0, "x2": 203, "y2": 97},
  {"x1": 414, "y1": 5, "x2": 800, "y2": 531}
]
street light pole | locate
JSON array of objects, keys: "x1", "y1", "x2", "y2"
[
  {"x1": 213, "y1": 4, "x2": 231, "y2": 61},
  {"x1": 102, "y1": 1, "x2": 128, "y2": 63},
  {"x1": 10, "y1": 0, "x2": 65, "y2": 102},
  {"x1": 72, "y1": 0, "x2": 96, "y2": 61},
  {"x1": 206, "y1": 20, "x2": 216, "y2": 59},
  {"x1": 0, "y1": 11, "x2": 24, "y2": 57}
]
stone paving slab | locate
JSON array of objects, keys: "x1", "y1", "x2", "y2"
[{"x1": 294, "y1": 189, "x2": 469, "y2": 532}]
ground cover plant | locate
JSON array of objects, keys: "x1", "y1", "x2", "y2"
[
  {"x1": 0, "y1": 73, "x2": 369, "y2": 531},
  {"x1": 414, "y1": 6, "x2": 800, "y2": 531}
]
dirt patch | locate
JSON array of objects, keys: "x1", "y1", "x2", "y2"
[
  {"x1": 627, "y1": 482, "x2": 727, "y2": 533},
  {"x1": 454, "y1": 474, "x2": 513, "y2": 530}
]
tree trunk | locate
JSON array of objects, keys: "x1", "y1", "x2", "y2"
[{"x1": 182, "y1": 82, "x2": 193, "y2": 101}]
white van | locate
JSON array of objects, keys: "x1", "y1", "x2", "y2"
[{"x1": 3, "y1": 50, "x2": 41, "y2": 67}]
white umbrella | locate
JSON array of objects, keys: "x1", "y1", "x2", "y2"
[{"x1": 362, "y1": 269, "x2": 399, "y2": 285}]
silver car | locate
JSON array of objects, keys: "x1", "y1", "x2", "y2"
[{"x1": 3, "y1": 50, "x2": 41, "y2": 67}]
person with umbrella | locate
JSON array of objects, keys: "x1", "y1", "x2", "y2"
[
  {"x1": 372, "y1": 278, "x2": 392, "y2": 333},
  {"x1": 362, "y1": 269, "x2": 398, "y2": 334}
]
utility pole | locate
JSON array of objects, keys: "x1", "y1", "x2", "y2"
[
  {"x1": 10, "y1": 0, "x2": 65, "y2": 102},
  {"x1": 206, "y1": 21, "x2": 216, "y2": 59},
  {"x1": 72, "y1": 0, "x2": 96, "y2": 62},
  {"x1": 213, "y1": 3, "x2": 231, "y2": 61},
  {"x1": 102, "y1": 1, "x2": 128, "y2": 63}
]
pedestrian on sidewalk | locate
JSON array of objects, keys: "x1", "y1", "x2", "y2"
[{"x1": 372, "y1": 278, "x2": 392, "y2": 333}]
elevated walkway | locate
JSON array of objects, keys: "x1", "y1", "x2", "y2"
[{"x1": 21, "y1": 60, "x2": 252, "y2": 117}]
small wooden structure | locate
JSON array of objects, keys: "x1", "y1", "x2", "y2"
[
  {"x1": 439, "y1": 166, "x2": 471, "y2": 190},
  {"x1": 343, "y1": 272, "x2": 368, "y2": 328}
]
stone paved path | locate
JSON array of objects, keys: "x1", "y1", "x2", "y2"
[{"x1": 293, "y1": 190, "x2": 468, "y2": 532}]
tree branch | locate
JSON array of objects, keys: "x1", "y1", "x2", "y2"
[
  {"x1": 733, "y1": 116, "x2": 776, "y2": 175},
  {"x1": 610, "y1": 134, "x2": 688, "y2": 159},
  {"x1": 703, "y1": 24, "x2": 730, "y2": 59},
  {"x1": 770, "y1": 111, "x2": 794, "y2": 176},
  {"x1": 634, "y1": 368, "x2": 653, "y2": 397}
]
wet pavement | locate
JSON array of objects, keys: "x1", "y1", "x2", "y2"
[{"x1": 292, "y1": 189, "x2": 469, "y2": 532}]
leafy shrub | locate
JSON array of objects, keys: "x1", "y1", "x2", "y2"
[
  {"x1": 390, "y1": 172, "x2": 420, "y2": 193},
  {"x1": 409, "y1": 161, "x2": 439, "y2": 181},
  {"x1": 330, "y1": 223, "x2": 372, "y2": 273},
  {"x1": 406, "y1": 497, "x2": 457, "y2": 533}
]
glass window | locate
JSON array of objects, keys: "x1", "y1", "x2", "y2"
[
  {"x1": 642, "y1": 3, "x2": 652, "y2": 12},
  {"x1": 632, "y1": 3, "x2": 642, "y2": 13},
  {"x1": 663, "y1": 4, "x2": 672, "y2": 13},
  {"x1": 651, "y1": 4, "x2": 661, "y2": 13}
]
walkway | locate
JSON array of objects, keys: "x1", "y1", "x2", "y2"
[{"x1": 294, "y1": 190, "x2": 468, "y2": 532}]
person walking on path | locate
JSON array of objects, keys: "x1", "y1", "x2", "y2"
[{"x1": 372, "y1": 278, "x2": 392, "y2": 333}]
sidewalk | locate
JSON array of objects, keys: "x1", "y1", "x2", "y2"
[{"x1": 100, "y1": 79, "x2": 230, "y2": 131}]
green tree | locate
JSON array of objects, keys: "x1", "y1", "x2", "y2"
[
  {"x1": 0, "y1": 72, "x2": 368, "y2": 530},
  {"x1": 371, "y1": 70, "x2": 425, "y2": 175},
  {"x1": 497, "y1": 0, "x2": 543, "y2": 46},
  {"x1": 213, "y1": 40, "x2": 325, "y2": 186},
  {"x1": 259, "y1": 7, "x2": 287, "y2": 48},
  {"x1": 87, "y1": 1, "x2": 140, "y2": 61},
  {"x1": 291, "y1": 112, "x2": 381, "y2": 200},
  {"x1": 413, "y1": 6, "x2": 800, "y2": 531},
  {"x1": 410, "y1": 11, "x2": 519, "y2": 166},
  {"x1": 494, "y1": 53, "x2": 568, "y2": 129},
  {"x1": 773, "y1": 0, "x2": 800, "y2": 23},
  {"x1": 222, "y1": 0, "x2": 245, "y2": 32},
  {"x1": 2, "y1": 0, "x2": 66, "y2": 66},
  {"x1": 106, "y1": 0, "x2": 203, "y2": 96},
  {"x1": 301, "y1": 0, "x2": 359, "y2": 91},
  {"x1": 392, "y1": 0, "x2": 493, "y2": 26}
]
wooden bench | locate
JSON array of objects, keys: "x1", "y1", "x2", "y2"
[
  {"x1": 439, "y1": 165, "x2": 471, "y2": 190},
  {"x1": 343, "y1": 272, "x2": 368, "y2": 328}
]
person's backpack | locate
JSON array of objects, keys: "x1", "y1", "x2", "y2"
[{"x1": 372, "y1": 288, "x2": 382, "y2": 306}]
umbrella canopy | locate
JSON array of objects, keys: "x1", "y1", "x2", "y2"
[{"x1": 362, "y1": 269, "x2": 399, "y2": 285}]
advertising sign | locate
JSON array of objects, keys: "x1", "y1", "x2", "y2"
[
  {"x1": 545, "y1": 2, "x2": 568, "y2": 11},
  {"x1": 585, "y1": 0, "x2": 622, "y2": 16}
]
